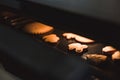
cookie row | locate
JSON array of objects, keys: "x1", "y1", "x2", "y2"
[
  {"x1": 22, "y1": 21, "x2": 120, "y2": 65},
  {"x1": 0, "y1": 11, "x2": 120, "y2": 66}
]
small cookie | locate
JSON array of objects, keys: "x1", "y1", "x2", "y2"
[
  {"x1": 0, "y1": 11, "x2": 16, "y2": 19},
  {"x1": 75, "y1": 35, "x2": 95, "y2": 43},
  {"x1": 63, "y1": 33, "x2": 76, "y2": 39},
  {"x1": 102, "y1": 46, "x2": 116, "y2": 53},
  {"x1": 82, "y1": 54, "x2": 107, "y2": 63},
  {"x1": 112, "y1": 51, "x2": 120, "y2": 60},
  {"x1": 68, "y1": 43, "x2": 88, "y2": 53},
  {"x1": 24, "y1": 22, "x2": 53, "y2": 34},
  {"x1": 63, "y1": 33, "x2": 94, "y2": 43},
  {"x1": 42, "y1": 34, "x2": 60, "y2": 43}
]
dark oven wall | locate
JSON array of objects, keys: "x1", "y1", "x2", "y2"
[
  {"x1": 0, "y1": 0, "x2": 21, "y2": 9},
  {"x1": 25, "y1": 0, "x2": 120, "y2": 25}
]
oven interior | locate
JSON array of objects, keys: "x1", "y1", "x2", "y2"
[{"x1": 0, "y1": 0, "x2": 120, "y2": 80}]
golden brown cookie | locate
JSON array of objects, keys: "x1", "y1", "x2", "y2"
[
  {"x1": 42, "y1": 34, "x2": 60, "y2": 43},
  {"x1": 112, "y1": 51, "x2": 120, "y2": 60},
  {"x1": 24, "y1": 22, "x2": 53, "y2": 34},
  {"x1": 102, "y1": 46, "x2": 116, "y2": 53},
  {"x1": 63, "y1": 33, "x2": 94, "y2": 43},
  {"x1": 68, "y1": 43, "x2": 88, "y2": 53},
  {"x1": 82, "y1": 54, "x2": 107, "y2": 63}
]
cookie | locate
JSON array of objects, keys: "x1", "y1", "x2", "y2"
[
  {"x1": 102, "y1": 46, "x2": 116, "y2": 53},
  {"x1": 0, "y1": 11, "x2": 16, "y2": 19},
  {"x1": 112, "y1": 51, "x2": 120, "y2": 60},
  {"x1": 68, "y1": 43, "x2": 88, "y2": 53},
  {"x1": 24, "y1": 22, "x2": 53, "y2": 34},
  {"x1": 42, "y1": 34, "x2": 60, "y2": 43},
  {"x1": 63, "y1": 33, "x2": 94, "y2": 43},
  {"x1": 82, "y1": 54, "x2": 107, "y2": 63}
]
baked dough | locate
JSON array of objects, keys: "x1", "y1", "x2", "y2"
[
  {"x1": 24, "y1": 22, "x2": 53, "y2": 34},
  {"x1": 1, "y1": 11, "x2": 16, "y2": 19},
  {"x1": 63, "y1": 33, "x2": 94, "y2": 43},
  {"x1": 112, "y1": 51, "x2": 120, "y2": 60},
  {"x1": 102, "y1": 46, "x2": 116, "y2": 53},
  {"x1": 42, "y1": 34, "x2": 60, "y2": 43},
  {"x1": 68, "y1": 43, "x2": 88, "y2": 53},
  {"x1": 82, "y1": 54, "x2": 107, "y2": 63}
]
